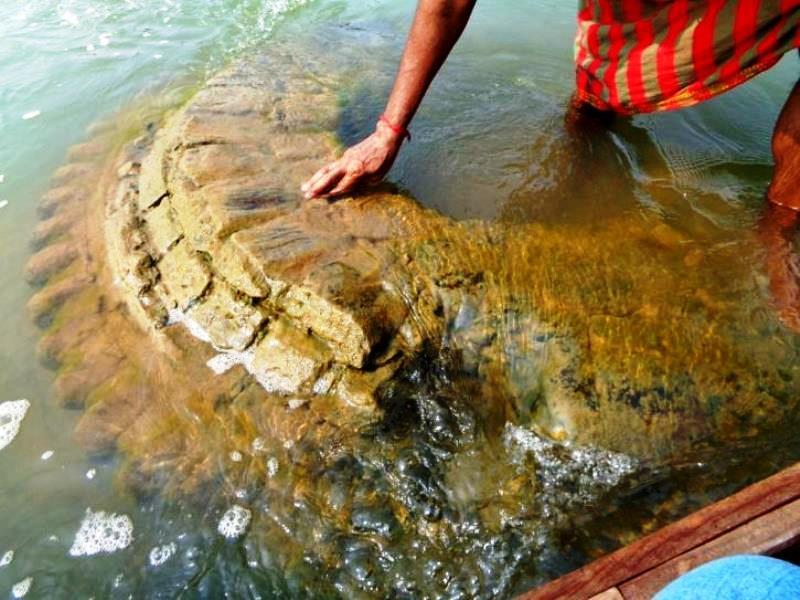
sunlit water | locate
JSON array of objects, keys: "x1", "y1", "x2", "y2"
[{"x1": 1, "y1": 1, "x2": 799, "y2": 598}]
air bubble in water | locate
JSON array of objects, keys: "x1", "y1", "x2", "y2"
[
  {"x1": 217, "y1": 505, "x2": 251, "y2": 539},
  {"x1": 0, "y1": 399, "x2": 30, "y2": 451},
  {"x1": 148, "y1": 542, "x2": 176, "y2": 566},
  {"x1": 69, "y1": 508, "x2": 134, "y2": 557}
]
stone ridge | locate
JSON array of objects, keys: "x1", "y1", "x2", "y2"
[{"x1": 104, "y1": 49, "x2": 448, "y2": 412}]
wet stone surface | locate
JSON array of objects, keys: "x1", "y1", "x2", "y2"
[{"x1": 24, "y1": 36, "x2": 800, "y2": 598}]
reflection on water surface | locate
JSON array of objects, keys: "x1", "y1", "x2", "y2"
[{"x1": 1, "y1": 1, "x2": 799, "y2": 598}]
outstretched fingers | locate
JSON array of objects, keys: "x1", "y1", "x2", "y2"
[
  {"x1": 302, "y1": 162, "x2": 345, "y2": 199},
  {"x1": 327, "y1": 172, "x2": 361, "y2": 198}
]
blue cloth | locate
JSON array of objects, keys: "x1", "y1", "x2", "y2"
[{"x1": 654, "y1": 555, "x2": 800, "y2": 600}]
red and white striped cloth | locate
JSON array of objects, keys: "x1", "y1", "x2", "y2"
[{"x1": 574, "y1": 0, "x2": 800, "y2": 114}]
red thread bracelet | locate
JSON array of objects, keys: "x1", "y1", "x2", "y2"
[{"x1": 378, "y1": 114, "x2": 411, "y2": 141}]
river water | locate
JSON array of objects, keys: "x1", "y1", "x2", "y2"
[{"x1": 1, "y1": 1, "x2": 798, "y2": 598}]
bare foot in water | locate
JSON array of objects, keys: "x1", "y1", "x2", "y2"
[{"x1": 759, "y1": 203, "x2": 800, "y2": 334}]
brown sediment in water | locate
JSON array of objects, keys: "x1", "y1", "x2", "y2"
[{"x1": 24, "y1": 39, "x2": 800, "y2": 597}]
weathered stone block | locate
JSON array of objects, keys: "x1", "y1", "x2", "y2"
[
  {"x1": 177, "y1": 111, "x2": 270, "y2": 147},
  {"x1": 172, "y1": 144, "x2": 271, "y2": 190},
  {"x1": 156, "y1": 241, "x2": 210, "y2": 310},
  {"x1": 25, "y1": 241, "x2": 79, "y2": 285},
  {"x1": 187, "y1": 281, "x2": 266, "y2": 351},
  {"x1": 251, "y1": 317, "x2": 333, "y2": 394},
  {"x1": 333, "y1": 360, "x2": 400, "y2": 412},
  {"x1": 190, "y1": 85, "x2": 273, "y2": 116},
  {"x1": 143, "y1": 199, "x2": 181, "y2": 256},
  {"x1": 137, "y1": 130, "x2": 171, "y2": 210}
]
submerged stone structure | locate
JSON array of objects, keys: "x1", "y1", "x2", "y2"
[{"x1": 24, "y1": 39, "x2": 800, "y2": 597}]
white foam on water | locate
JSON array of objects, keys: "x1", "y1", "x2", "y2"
[
  {"x1": 0, "y1": 550, "x2": 13, "y2": 567},
  {"x1": 229, "y1": 451, "x2": 243, "y2": 463},
  {"x1": 217, "y1": 505, "x2": 251, "y2": 539},
  {"x1": 177, "y1": 309, "x2": 299, "y2": 395},
  {"x1": 68, "y1": 508, "x2": 134, "y2": 557},
  {"x1": 0, "y1": 174, "x2": 5, "y2": 183},
  {"x1": 85, "y1": 43, "x2": 95, "y2": 52},
  {"x1": 40, "y1": 450, "x2": 54, "y2": 461},
  {"x1": 148, "y1": 542, "x2": 176, "y2": 567},
  {"x1": 98, "y1": 33, "x2": 112, "y2": 46},
  {"x1": 267, "y1": 457, "x2": 279, "y2": 478},
  {"x1": 22, "y1": 111, "x2": 40, "y2": 121},
  {"x1": 287, "y1": 398, "x2": 307, "y2": 410},
  {"x1": 263, "y1": 0, "x2": 311, "y2": 21},
  {"x1": 503, "y1": 423, "x2": 639, "y2": 508},
  {"x1": 250, "y1": 437, "x2": 266, "y2": 454},
  {"x1": 167, "y1": 309, "x2": 211, "y2": 344},
  {"x1": 86, "y1": 468, "x2": 96, "y2": 479},
  {"x1": 0, "y1": 399, "x2": 30, "y2": 451},
  {"x1": 59, "y1": 10, "x2": 79, "y2": 26},
  {"x1": 11, "y1": 577, "x2": 32, "y2": 598},
  {"x1": 153, "y1": 53, "x2": 163, "y2": 59},
  {"x1": 206, "y1": 352, "x2": 242, "y2": 375},
  {"x1": 0, "y1": 200, "x2": 8, "y2": 210}
]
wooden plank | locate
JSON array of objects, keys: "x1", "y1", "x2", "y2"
[
  {"x1": 619, "y1": 497, "x2": 800, "y2": 599},
  {"x1": 517, "y1": 462, "x2": 800, "y2": 600}
]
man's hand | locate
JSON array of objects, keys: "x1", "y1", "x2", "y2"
[
  {"x1": 301, "y1": 121, "x2": 404, "y2": 199},
  {"x1": 302, "y1": 0, "x2": 477, "y2": 199}
]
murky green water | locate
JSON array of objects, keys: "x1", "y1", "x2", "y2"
[{"x1": 1, "y1": 1, "x2": 799, "y2": 598}]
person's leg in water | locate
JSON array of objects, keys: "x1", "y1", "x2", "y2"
[
  {"x1": 760, "y1": 202, "x2": 800, "y2": 332},
  {"x1": 761, "y1": 77, "x2": 800, "y2": 333},
  {"x1": 564, "y1": 94, "x2": 615, "y2": 137},
  {"x1": 768, "y1": 78, "x2": 800, "y2": 211}
]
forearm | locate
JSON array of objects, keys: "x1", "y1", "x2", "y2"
[
  {"x1": 301, "y1": 0, "x2": 476, "y2": 198},
  {"x1": 383, "y1": 0, "x2": 476, "y2": 130}
]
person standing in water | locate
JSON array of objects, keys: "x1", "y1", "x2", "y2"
[
  {"x1": 302, "y1": 1, "x2": 800, "y2": 330},
  {"x1": 302, "y1": 1, "x2": 798, "y2": 207}
]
